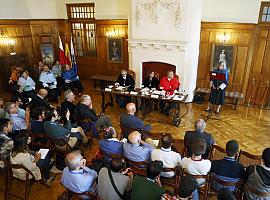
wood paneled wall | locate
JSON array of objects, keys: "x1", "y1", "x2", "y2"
[
  {"x1": 197, "y1": 22, "x2": 257, "y2": 105},
  {"x1": 246, "y1": 24, "x2": 270, "y2": 108}
]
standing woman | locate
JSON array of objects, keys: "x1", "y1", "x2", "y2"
[
  {"x1": 143, "y1": 71, "x2": 159, "y2": 89},
  {"x1": 205, "y1": 61, "x2": 228, "y2": 114}
]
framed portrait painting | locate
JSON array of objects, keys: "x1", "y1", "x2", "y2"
[
  {"x1": 107, "y1": 38, "x2": 123, "y2": 63},
  {"x1": 211, "y1": 44, "x2": 235, "y2": 73},
  {"x1": 40, "y1": 43, "x2": 55, "y2": 66}
]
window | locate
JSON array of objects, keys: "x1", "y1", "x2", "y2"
[
  {"x1": 259, "y1": 2, "x2": 270, "y2": 23},
  {"x1": 67, "y1": 3, "x2": 97, "y2": 57}
]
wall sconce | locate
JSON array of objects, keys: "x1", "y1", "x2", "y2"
[
  {"x1": 0, "y1": 27, "x2": 16, "y2": 55},
  {"x1": 105, "y1": 27, "x2": 125, "y2": 38},
  {"x1": 217, "y1": 32, "x2": 231, "y2": 44}
]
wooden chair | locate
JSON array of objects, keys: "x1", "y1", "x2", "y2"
[
  {"x1": 244, "y1": 183, "x2": 270, "y2": 199},
  {"x1": 30, "y1": 131, "x2": 51, "y2": 149},
  {"x1": 237, "y1": 150, "x2": 262, "y2": 168},
  {"x1": 58, "y1": 185, "x2": 100, "y2": 200},
  {"x1": 172, "y1": 139, "x2": 186, "y2": 157},
  {"x1": 208, "y1": 172, "x2": 244, "y2": 200},
  {"x1": 124, "y1": 157, "x2": 147, "y2": 177},
  {"x1": 160, "y1": 167, "x2": 180, "y2": 195},
  {"x1": 0, "y1": 159, "x2": 9, "y2": 200},
  {"x1": 210, "y1": 144, "x2": 228, "y2": 161},
  {"x1": 6, "y1": 164, "x2": 49, "y2": 200},
  {"x1": 181, "y1": 171, "x2": 210, "y2": 200},
  {"x1": 49, "y1": 137, "x2": 73, "y2": 156}
]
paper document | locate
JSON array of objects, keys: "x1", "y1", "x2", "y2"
[
  {"x1": 71, "y1": 128, "x2": 79, "y2": 132},
  {"x1": 152, "y1": 140, "x2": 159, "y2": 147},
  {"x1": 219, "y1": 83, "x2": 226, "y2": 90},
  {"x1": 152, "y1": 91, "x2": 162, "y2": 95},
  {"x1": 38, "y1": 149, "x2": 49, "y2": 159},
  {"x1": 115, "y1": 86, "x2": 125, "y2": 90},
  {"x1": 173, "y1": 95, "x2": 185, "y2": 101},
  {"x1": 130, "y1": 91, "x2": 138, "y2": 95},
  {"x1": 105, "y1": 88, "x2": 112, "y2": 92}
]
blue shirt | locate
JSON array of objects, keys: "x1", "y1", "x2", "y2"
[
  {"x1": 9, "y1": 114, "x2": 26, "y2": 131},
  {"x1": 61, "y1": 70, "x2": 77, "y2": 82},
  {"x1": 17, "y1": 76, "x2": 36, "y2": 91},
  {"x1": 123, "y1": 142, "x2": 153, "y2": 162},
  {"x1": 61, "y1": 166, "x2": 98, "y2": 193}
]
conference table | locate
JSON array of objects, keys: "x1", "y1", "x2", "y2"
[
  {"x1": 90, "y1": 75, "x2": 118, "y2": 89},
  {"x1": 95, "y1": 87, "x2": 189, "y2": 126}
]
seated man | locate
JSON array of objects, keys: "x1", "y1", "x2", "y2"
[
  {"x1": 244, "y1": 148, "x2": 270, "y2": 200},
  {"x1": 44, "y1": 108, "x2": 88, "y2": 147},
  {"x1": 17, "y1": 70, "x2": 36, "y2": 99},
  {"x1": 184, "y1": 119, "x2": 215, "y2": 159},
  {"x1": 39, "y1": 65, "x2": 58, "y2": 101},
  {"x1": 4, "y1": 102, "x2": 30, "y2": 131},
  {"x1": 211, "y1": 140, "x2": 244, "y2": 192},
  {"x1": 159, "y1": 70, "x2": 180, "y2": 115},
  {"x1": 115, "y1": 70, "x2": 135, "y2": 108},
  {"x1": 161, "y1": 175, "x2": 199, "y2": 200},
  {"x1": 61, "y1": 150, "x2": 98, "y2": 193},
  {"x1": 61, "y1": 64, "x2": 84, "y2": 96},
  {"x1": 151, "y1": 133, "x2": 181, "y2": 177},
  {"x1": 131, "y1": 160, "x2": 165, "y2": 200},
  {"x1": 76, "y1": 95, "x2": 112, "y2": 137},
  {"x1": 120, "y1": 103, "x2": 151, "y2": 138},
  {"x1": 123, "y1": 131, "x2": 153, "y2": 162},
  {"x1": 99, "y1": 127, "x2": 123, "y2": 159},
  {"x1": 181, "y1": 138, "x2": 211, "y2": 186},
  {"x1": 98, "y1": 157, "x2": 133, "y2": 200},
  {"x1": 0, "y1": 118, "x2": 14, "y2": 168},
  {"x1": 61, "y1": 90, "x2": 77, "y2": 124},
  {"x1": 29, "y1": 88, "x2": 52, "y2": 111}
]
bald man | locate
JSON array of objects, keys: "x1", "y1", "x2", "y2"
[
  {"x1": 61, "y1": 150, "x2": 98, "y2": 193},
  {"x1": 120, "y1": 103, "x2": 151, "y2": 138},
  {"x1": 29, "y1": 88, "x2": 52, "y2": 110},
  {"x1": 123, "y1": 131, "x2": 153, "y2": 162}
]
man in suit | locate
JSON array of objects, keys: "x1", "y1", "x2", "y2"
[
  {"x1": 120, "y1": 103, "x2": 151, "y2": 138},
  {"x1": 115, "y1": 70, "x2": 135, "y2": 108},
  {"x1": 184, "y1": 119, "x2": 215, "y2": 159},
  {"x1": 29, "y1": 89, "x2": 52, "y2": 111}
]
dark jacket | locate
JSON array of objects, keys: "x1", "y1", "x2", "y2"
[
  {"x1": 43, "y1": 120, "x2": 71, "y2": 139},
  {"x1": 120, "y1": 113, "x2": 151, "y2": 137},
  {"x1": 61, "y1": 100, "x2": 77, "y2": 124},
  {"x1": 117, "y1": 74, "x2": 135, "y2": 91},
  {"x1": 184, "y1": 131, "x2": 215, "y2": 159},
  {"x1": 75, "y1": 103, "x2": 98, "y2": 122},
  {"x1": 143, "y1": 76, "x2": 159, "y2": 89},
  {"x1": 30, "y1": 120, "x2": 45, "y2": 133},
  {"x1": 29, "y1": 94, "x2": 51, "y2": 110}
]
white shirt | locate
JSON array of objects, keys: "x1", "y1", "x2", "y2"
[
  {"x1": 17, "y1": 76, "x2": 36, "y2": 91},
  {"x1": 39, "y1": 71, "x2": 57, "y2": 89},
  {"x1": 181, "y1": 157, "x2": 211, "y2": 186},
  {"x1": 151, "y1": 147, "x2": 181, "y2": 177}
]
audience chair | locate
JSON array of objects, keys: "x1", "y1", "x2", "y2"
[
  {"x1": 160, "y1": 166, "x2": 181, "y2": 195},
  {"x1": 181, "y1": 170, "x2": 210, "y2": 200},
  {"x1": 237, "y1": 150, "x2": 262, "y2": 168},
  {"x1": 6, "y1": 164, "x2": 49, "y2": 200},
  {"x1": 59, "y1": 185, "x2": 100, "y2": 200},
  {"x1": 124, "y1": 157, "x2": 147, "y2": 177},
  {"x1": 0, "y1": 159, "x2": 9, "y2": 200},
  {"x1": 154, "y1": 72, "x2": 160, "y2": 80},
  {"x1": 172, "y1": 139, "x2": 186, "y2": 157},
  {"x1": 49, "y1": 137, "x2": 73, "y2": 156},
  {"x1": 208, "y1": 172, "x2": 244, "y2": 200},
  {"x1": 30, "y1": 131, "x2": 51, "y2": 150},
  {"x1": 210, "y1": 144, "x2": 228, "y2": 161}
]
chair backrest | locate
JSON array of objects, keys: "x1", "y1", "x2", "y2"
[
  {"x1": 237, "y1": 150, "x2": 262, "y2": 168},
  {"x1": 154, "y1": 72, "x2": 160, "y2": 80},
  {"x1": 181, "y1": 170, "x2": 210, "y2": 200},
  {"x1": 172, "y1": 139, "x2": 186, "y2": 157},
  {"x1": 9, "y1": 164, "x2": 35, "y2": 181},
  {"x1": 209, "y1": 172, "x2": 244, "y2": 190},
  {"x1": 124, "y1": 157, "x2": 147, "y2": 176},
  {"x1": 161, "y1": 167, "x2": 181, "y2": 194},
  {"x1": 210, "y1": 144, "x2": 227, "y2": 161},
  {"x1": 30, "y1": 131, "x2": 51, "y2": 149}
]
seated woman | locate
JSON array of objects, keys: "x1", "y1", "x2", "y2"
[
  {"x1": 10, "y1": 130, "x2": 54, "y2": 183},
  {"x1": 43, "y1": 108, "x2": 88, "y2": 147},
  {"x1": 143, "y1": 71, "x2": 159, "y2": 89},
  {"x1": 61, "y1": 64, "x2": 84, "y2": 96},
  {"x1": 244, "y1": 148, "x2": 270, "y2": 200}
]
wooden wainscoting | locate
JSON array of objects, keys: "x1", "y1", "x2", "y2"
[{"x1": 197, "y1": 22, "x2": 257, "y2": 105}]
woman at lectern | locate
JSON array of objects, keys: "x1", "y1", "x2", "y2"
[{"x1": 205, "y1": 61, "x2": 228, "y2": 114}]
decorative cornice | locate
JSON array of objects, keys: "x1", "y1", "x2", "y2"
[{"x1": 127, "y1": 39, "x2": 188, "y2": 51}]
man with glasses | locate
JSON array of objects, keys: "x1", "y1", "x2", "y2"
[
  {"x1": 61, "y1": 150, "x2": 98, "y2": 193},
  {"x1": 76, "y1": 95, "x2": 112, "y2": 137}
]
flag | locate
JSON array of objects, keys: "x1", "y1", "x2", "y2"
[
  {"x1": 70, "y1": 36, "x2": 78, "y2": 75},
  {"x1": 58, "y1": 36, "x2": 65, "y2": 65},
  {"x1": 65, "y1": 40, "x2": 71, "y2": 65}
]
